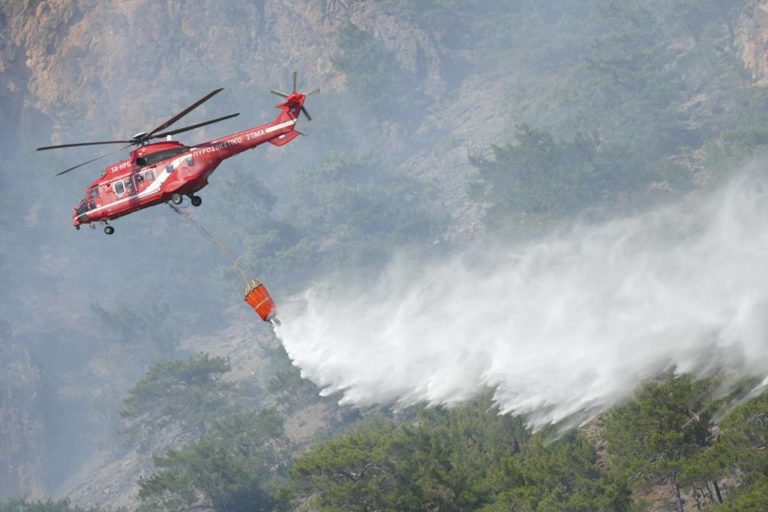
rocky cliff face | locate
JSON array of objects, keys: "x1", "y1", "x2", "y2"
[
  {"x1": 739, "y1": 1, "x2": 768, "y2": 85},
  {"x1": 2, "y1": 1, "x2": 763, "y2": 508},
  {"x1": 0, "y1": 2, "x2": 468, "y2": 504},
  {"x1": 4, "y1": 0, "x2": 443, "y2": 136},
  {"x1": 1, "y1": 0, "x2": 493, "y2": 236}
]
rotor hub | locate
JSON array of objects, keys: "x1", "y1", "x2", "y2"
[{"x1": 131, "y1": 131, "x2": 148, "y2": 145}]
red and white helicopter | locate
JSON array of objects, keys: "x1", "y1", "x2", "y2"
[{"x1": 37, "y1": 72, "x2": 316, "y2": 234}]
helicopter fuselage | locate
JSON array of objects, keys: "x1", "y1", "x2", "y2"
[{"x1": 72, "y1": 96, "x2": 303, "y2": 230}]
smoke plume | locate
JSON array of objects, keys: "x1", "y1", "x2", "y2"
[{"x1": 275, "y1": 171, "x2": 768, "y2": 426}]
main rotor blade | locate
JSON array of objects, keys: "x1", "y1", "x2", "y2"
[
  {"x1": 271, "y1": 90, "x2": 289, "y2": 98},
  {"x1": 300, "y1": 106, "x2": 312, "y2": 121},
  {"x1": 37, "y1": 140, "x2": 132, "y2": 151},
  {"x1": 145, "y1": 88, "x2": 224, "y2": 139},
  {"x1": 152, "y1": 113, "x2": 240, "y2": 139},
  {"x1": 55, "y1": 144, "x2": 133, "y2": 176}
]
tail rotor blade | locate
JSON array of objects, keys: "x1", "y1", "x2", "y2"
[
  {"x1": 292, "y1": 71, "x2": 298, "y2": 92},
  {"x1": 306, "y1": 87, "x2": 320, "y2": 96},
  {"x1": 271, "y1": 90, "x2": 289, "y2": 98},
  {"x1": 300, "y1": 106, "x2": 312, "y2": 121}
]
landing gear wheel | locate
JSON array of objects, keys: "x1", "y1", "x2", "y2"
[
  {"x1": 190, "y1": 195, "x2": 202, "y2": 207},
  {"x1": 171, "y1": 193, "x2": 183, "y2": 205},
  {"x1": 104, "y1": 225, "x2": 115, "y2": 235}
]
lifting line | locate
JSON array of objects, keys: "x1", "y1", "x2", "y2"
[{"x1": 168, "y1": 203, "x2": 249, "y2": 285}]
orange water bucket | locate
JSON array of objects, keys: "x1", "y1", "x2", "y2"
[{"x1": 244, "y1": 279, "x2": 276, "y2": 321}]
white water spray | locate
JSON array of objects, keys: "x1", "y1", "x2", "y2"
[{"x1": 274, "y1": 172, "x2": 768, "y2": 426}]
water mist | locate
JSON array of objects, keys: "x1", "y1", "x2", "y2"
[{"x1": 275, "y1": 171, "x2": 768, "y2": 426}]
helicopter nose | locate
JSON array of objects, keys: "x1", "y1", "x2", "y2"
[{"x1": 72, "y1": 209, "x2": 88, "y2": 228}]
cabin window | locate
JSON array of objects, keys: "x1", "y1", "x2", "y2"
[
  {"x1": 145, "y1": 170, "x2": 155, "y2": 181},
  {"x1": 114, "y1": 181, "x2": 125, "y2": 195},
  {"x1": 124, "y1": 176, "x2": 136, "y2": 194}
]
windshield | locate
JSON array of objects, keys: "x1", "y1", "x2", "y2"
[
  {"x1": 76, "y1": 199, "x2": 89, "y2": 215},
  {"x1": 138, "y1": 147, "x2": 188, "y2": 167}
]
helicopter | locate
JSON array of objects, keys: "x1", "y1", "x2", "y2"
[{"x1": 37, "y1": 72, "x2": 317, "y2": 235}]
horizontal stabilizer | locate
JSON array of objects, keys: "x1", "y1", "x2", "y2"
[{"x1": 268, "y1": 130, "x2": 300, "y2": 147}]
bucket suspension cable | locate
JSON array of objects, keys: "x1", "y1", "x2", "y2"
[
  {"x1": 169, "y1": 203, "x2": 277, "y2": 323},
  {"x1": 169, "y1": 203, "x2": 249, "y2": 284}
]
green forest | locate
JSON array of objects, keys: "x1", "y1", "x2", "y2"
[
  {"x1": 4, "y1": 0, "x2": 768, "y2": 510},
  {"x1": 4, "y1": 364, "x2": 768, "y2": 511}
]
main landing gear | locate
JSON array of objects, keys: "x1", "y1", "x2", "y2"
[
  {"x1": 104, "y1": 224, "x2": 115, "y2": 235},
  {"x1": 170, "y1": 193, "x2": 202, "y2": 207}
]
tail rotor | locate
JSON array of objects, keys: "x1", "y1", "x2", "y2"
[{"x1": 270, "y1": 71, "x2": 318, "y2": 122}]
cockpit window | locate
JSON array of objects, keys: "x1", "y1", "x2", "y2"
[
  {"x1": 76, "y1": 199, "x2": 89, "y2": 215},
  {"x1": 88, "y1": 187, "x2": 99, "y2": 200},
  {"x1": 138, "y1": 147, "x2": 188, "y2": 168}
]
